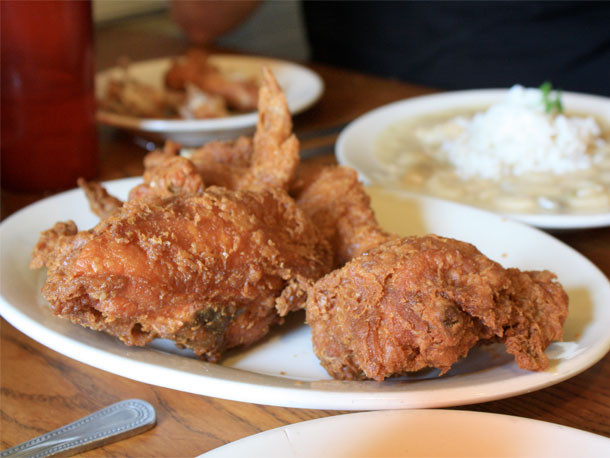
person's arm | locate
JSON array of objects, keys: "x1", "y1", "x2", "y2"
[{"x1": 170, "y1": 0, "x2": 261, "y2": 45}]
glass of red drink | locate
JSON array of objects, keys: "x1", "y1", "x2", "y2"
[{"x1": 1, "y1": 0, "x2": 99, "y2": 192}]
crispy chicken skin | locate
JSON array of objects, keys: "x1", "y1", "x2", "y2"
[
  {"x1": 125, "y1": 67, "x2": 297, "y2": 202},
  {"x1": 83, "y1": 66, "x2": 296, "y2": 214},
  {"x1": 295, "y1": 166, "x2": 395, "y2": 267},
  {"x1": 128, "y1": 153, "x2": 205, "y2": 201},
  {"x1": 292, "y1": 166, "x2": 568, "y2": 380},
  {"x1": 186, "y1": 136, "x2": 254, "y2": 190},
  {"x1": 30, "y1": 221, "x2": 84, "y2": 270},
  {"x1": 32, "y1": 187, "x2": 332, "y2": 361},
  {"x1": 306, "y1": 235, "x2": 568, "y2": 381},
  {"x1": 192, "y1": 136, "x2": 253, "y2": 167},
  {"x1": 77, "y1": 179, "x2": 123, "y2": 219},
  {"x1": 189, "y1": 66, "x2": 298, "y2": 192},
  {"x1": 243, "y1": 67, "x2": 299, "y2": 191}
]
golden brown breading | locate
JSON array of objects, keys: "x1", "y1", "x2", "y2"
[
  {"x1": 501, "y1": 268, "x2": 569, "y2": 371},
  {"x1": 30, "y1": 220, "x2": 81, "y2": 269},
  {"x1": 33, "y1": 186, "x2": 332, "y2": 361},
  {"x1": 128, "y1": 154, "x2": 205, "y2": 201},
  {"x1": 77, "y1": 179, "x2": 123, "y2": 219},
  {"x1": 191, "y1": 136, "x2": 253, "y2": 167},
  {"x1": 306, "y1": 235, "x2": 569, "y2": 380},
  {"x1": 296, "y1": 166, "x2": 395, "y2": 267},
  {"x1": 239, "y1": 67, "x2": 299, "y2": 191},
  {"x1": 135, "y1": 67, "x2": 297, "y2": 198}
]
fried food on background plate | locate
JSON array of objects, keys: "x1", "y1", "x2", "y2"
[
  {"x1": 99, "y1": 68, "x2": 173, "y2": 118},
  {"x1": 178, "y1": 83, "x2": 229, "y2": 119},
  {"x1": 165, "y1": 49, "x2": 259, "y2": 112},
  {"x1": 100, "y1": 49, "x2": 259, "y2": 120},
  {"x1": 30, "y1": 187, "x2": 332, "y2": 361}
]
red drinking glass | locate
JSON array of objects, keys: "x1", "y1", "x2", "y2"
[{"x1": 1, "y1": 0, "x2": 99, "y2": 192}]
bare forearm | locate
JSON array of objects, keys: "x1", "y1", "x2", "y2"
[{"x1": 171, "y1": 0, "x2": 261, "y2": 45}]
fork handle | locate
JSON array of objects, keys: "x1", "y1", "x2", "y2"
[{"x1": 1, "y1": 399, "x2": 156, "y2": 458}]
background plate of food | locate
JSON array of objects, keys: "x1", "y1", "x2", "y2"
[
  {"x1": 96, "y1": 52, "x2": 324, "y2": 146},
  {"x1": 1, "y1": 179, "x2": 609, "y2": 410},
  {"x1": 336, "y1": 87, "x2": 610, "y2": 230}
]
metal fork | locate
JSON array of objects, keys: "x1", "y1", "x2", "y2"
[{"x1": 1, "y1": 399, "x2": 156, "y2": 458}]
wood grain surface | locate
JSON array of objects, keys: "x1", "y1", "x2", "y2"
[{"x1": 2, "y1": 12, "x2": 609, "y2": 457}]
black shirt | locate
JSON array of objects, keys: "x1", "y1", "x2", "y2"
[{"x1": 302, "y1": 1, "x2": 610, "y2": 95}]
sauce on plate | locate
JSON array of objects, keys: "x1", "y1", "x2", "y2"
[{"x1": 375, "y1": 109, "x2": 610, "y2": 214}]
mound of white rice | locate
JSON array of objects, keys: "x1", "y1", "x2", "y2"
[{"x1": 417, "y1": 85, "x2": 605, "y2": 180}]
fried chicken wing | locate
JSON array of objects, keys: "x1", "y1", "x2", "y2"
[
  {"x1": 236, "y1": 67, "x2": 299, "y2": 191},
  {"x1": 134, "y1": 67, "x2": 297, "y2": 199},
  {"x1": 77, "y1": 179, "x2": 123, "y2": 219},
  {"x1": 32, "y1": 186, "x2": 332, "y2": 361},
  {"x1": 306, "y1": 235, "x2": 568, "y2": 381}
]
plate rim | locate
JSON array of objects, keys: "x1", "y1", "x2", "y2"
[
  {"x1": 201, "y1": 409, "x2": 610, "y2": 457},
  {"x1": 2, "y1": 177, "x2": 610, "y2": 410},
  {"x1": 335, "y1": 88, "x2": 610, "y2": 230},
  {"x1": 95, "y1": 54, "x2": 325, "y2": 133}
]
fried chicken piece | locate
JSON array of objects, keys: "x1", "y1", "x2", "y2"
[
  {"x1": 132, "y1": 67, "x2": 297, "y2": 200},
  {"x1": 236, "y1": 67, "x2": 299, "y2": 191},
  {"x1": 185, "y1": 136, "x2": 254, "y2": 189},
  {"x1": 128, "y1": 154, "x2": 205, "y2": 201},
  {"x1": 77, "y1": 178, "x2": 123, "y2": 219},
  {"x1": 293, "y1": 168, "x2": 568, "y2": 379},
  {"x1": 30, "y1": 221, "x2": 82, "y2": 269},
  {"x1": 165, "y1": 49, "x2": 258, "y2": 112},
  {"x1": 306, "y1": 235, "x2": 569, "y2": 381},
  {"x1": 191, "y1": 136, "x2": 253, "y2": 167},
  {"x1": 501, "y1": 268, "x2": 568, "y2": 371},
  {"x1": 32, "y1": 186, "x2": 332, "y2": 361},
  {"x1": 187, "y1": 67, "x2": 297, "y2": 192},
  {"x1": 295, "y1": 166, "x2": 394, "y2": 267}
]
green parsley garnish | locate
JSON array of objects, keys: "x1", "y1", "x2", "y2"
[{"x1": 539, "y1": 81, "x2": 563, "y2": 114}]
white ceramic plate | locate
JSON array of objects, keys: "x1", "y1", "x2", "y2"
[
  {"x1": 202, "y1": 409, "x2": 610, "y2": 457},
  {"x1": 1, "y1": 179, "x2": 610, "y2": 410},
  {"x1": 336, "y1": 89, "x2": 610, "y2": 230},
  {"x1": 96, "y1": 55, "x2": 324, "y2": 146}
]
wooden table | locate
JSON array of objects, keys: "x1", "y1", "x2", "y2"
[{"x1": 2, "y1": 13, "x2": 609, "y2": 456}]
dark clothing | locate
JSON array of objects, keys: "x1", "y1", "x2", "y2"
[{"x1": 302, "y1": 1, "x2": 610, "y2": 96}]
